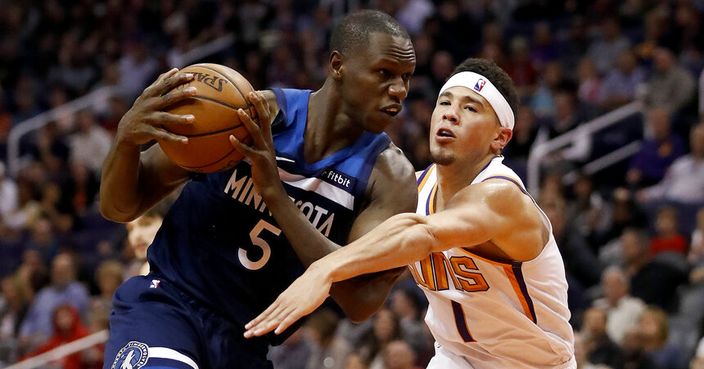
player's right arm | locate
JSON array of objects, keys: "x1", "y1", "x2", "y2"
[{"x1": 99, "y1": 69, "x2": 196, "y2": 223}]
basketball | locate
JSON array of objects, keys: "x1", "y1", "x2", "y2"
[{"x1": 158, "y1": 63, "x2": 256, "y2": 173}]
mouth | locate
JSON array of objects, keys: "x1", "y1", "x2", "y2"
[
  {"x1": 436, "y1": 128, "x2": 456, "y2": 138},
  {"x1": 380, "y1": 104, "x2": 402, "y2": 117}
]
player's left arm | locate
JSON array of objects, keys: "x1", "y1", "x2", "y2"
[
  {"x1": 243, "y1": 181, "x2": 544, "y2": 337},
  {"x1": 232, "y1": 91, "x2": 416, "y2": 322}
]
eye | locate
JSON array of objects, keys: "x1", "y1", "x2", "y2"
[
  {"x1": 378, "y1": 69, "x2": 391, "y2": 79},
  {"x1": 402, "y1": 73, "x2": 411, "y2": 82},
  {"x1": 438, "y1": 100, "x2": 450, "y2": 106},
  {"x1": 464, "y1": 105, "x2": 477, "y2": 112}
]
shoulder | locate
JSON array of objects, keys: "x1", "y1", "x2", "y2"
[
  {"x1": 258, "y1": 89, "x2": 280, "y2": 116},
  {"x1": 369, "y1": 144, "x2": 417, "y2": 211}
]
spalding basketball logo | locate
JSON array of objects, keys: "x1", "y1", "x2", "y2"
[
  {"x1": 474, "y1": 78, "x2": 486, "y2": 92},
  {"x1": 111, "y1": 341, "x2": 148, "y2": 369}
]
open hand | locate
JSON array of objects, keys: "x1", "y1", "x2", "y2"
[
  {"x1": 243, "y1": 262, "x2": 333, "y2": 338},
  {"x1": 116, "y1": 68, "x2": 196, "y2": 146}
]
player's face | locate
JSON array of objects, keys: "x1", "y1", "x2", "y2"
[
  {"x1": 126, "y1": 215, "x2": 162, "y2": 260},
  {"x1": 339, "y1": 32, "x2": 415, "y2": 133},
  {"x1": 429, "y1": 86, "x2": 506, "y2": 165}
]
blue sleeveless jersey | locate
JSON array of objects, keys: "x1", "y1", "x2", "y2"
[{"x1": 147, "y1": 88, "x2": 390, "y2": 344}]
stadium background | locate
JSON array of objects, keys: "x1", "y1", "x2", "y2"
[{"x1": 0, "y1": 0, "x2": 703, "y2": 368}]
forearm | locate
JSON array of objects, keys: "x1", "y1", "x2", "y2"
[
  {"x1": 99, "y1": 142, "x2": 143, "y2": 222},
  {"x1": 318, "y1": 213, "x2": 435, "y2": 283},
  {"x1": 262, "y1": 186, "x2": 407, "y2": 320},
  {"x1": 261, "y1": 184, "x2": 340, "y2": 266}
]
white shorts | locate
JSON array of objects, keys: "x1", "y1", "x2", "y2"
[
  {"x1": 426, "y1": 342, "x2": 474, "y2": 369},
  {"x1": 425, "y1": 342, "x2": 577, "y2": 369}
]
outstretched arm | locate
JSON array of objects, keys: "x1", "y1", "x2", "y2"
[
  {"x1": 243, "y1": 179, "x2": 546, "y2": 337},
  {"x1": 231, "y1": 92, "x2": 417, "y2": 322}
]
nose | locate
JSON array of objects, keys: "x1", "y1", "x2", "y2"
[
  {"x1": 388, "y1": 78, "x2": 408, "y2": 103},
  {"x1": 442, "y1": 108, "x2": 459, "y2": 125}
]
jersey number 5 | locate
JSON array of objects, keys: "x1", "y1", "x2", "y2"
[{"x1": 239, "y1": 220, "x2": 281, "y2": 270}]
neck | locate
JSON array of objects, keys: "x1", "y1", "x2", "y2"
[
  {"x1": 435, "y1": 155, "x2": 496, "y2": 211},
  {"x1": 304, "y1": 80, "x2": 365, "y2": 163}
]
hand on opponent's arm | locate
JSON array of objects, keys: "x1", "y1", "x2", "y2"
[
  {"x1": 100, "y1": 68, "x2": 196, "y2": 222},
  {"x1": 232, "y1": 92, "x2": 417, "y2": 322},
  {"x1": 243, "y1": 179, "x2": 547, "y2": 337}
]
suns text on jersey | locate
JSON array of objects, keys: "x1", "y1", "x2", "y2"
[{"x1": 223, "y1": 169, "x2": 335, "y2": 236}]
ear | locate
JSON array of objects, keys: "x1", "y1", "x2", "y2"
[
  {"x1": 491, "y1": 127, "x2": 513, "y2": 153},
  {"x1": 329, "y1": 51, "x2": 344, "y2": 80}
]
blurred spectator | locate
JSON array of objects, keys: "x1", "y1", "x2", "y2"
[
  {"x1": 29, "y1": 122, "x2": 71, "y2": 182},
  {"x1": 92, "y1": 260, "x2": 123, "y2": 313},
  {"x1": 700, "y1": 68, "x2": 704, "y2": 117},
  {"x1": 620, "y1": 328, "x2": 659, "y2": 369},
  {"x1": 621, "y1": 228, "x2": 687, "y2": 312},
  {"x1": 389, "y1": 287, "x2": 430, "y2": 356},
  {"x1": 587, "y1": 17, "x2": 631, "y2": 74},
  {"x1": 19, "y1": 252, "x2": 89, "y2": 350},
  {"x1": 639, "y1": 123, "x2": 704, "y2": 203},
  {"x1": 24, "y1": 215, "x2": 59, "y2": 265},
  {"x1": 693, "y1": 338, "x2": 704, "y2": 369},
  {"x1": 356, "y1": 308, "x2": 402, "y2": 369},
  {"x1": 68, "y1": 109, "x2": 112, "y2": 174},
  {"x1": 627, "y1": 108, "x2": 686, "y2": 188},
  {"x1": 269, "y1": 330, "x2": 312, "y2": 369},
  {"x1": 0, "y1": 162, "x2": 18, "y2": 228},
  {"x1": 124, "y1": 208, "x2": 165, "y2": 278},
  {"x1": 118, "y1": 39, "x2": 158, "y2": 100},
  {"x1": 531, "y1": 61, "x2": 563, "y2": 119},
  {"x1": 21, "y1": 305, "x2": 90, "y2": 369},
  {"x1": 644, "y1": 47, "x2": 696, "y2": 114},
  {"x1": 593, "y1": 266, "x2": 646, "y2": 345},
  {"x1": 505, "y1": 36, "x2": 538, "y2": 98},
  {"x1": 343, "y1": 353, "x2": 368, "y2": 369},
  {"x1": 649, "y1": 206, "x2": 688, "y2": 256},
  {"x1": 382, "y1": 340, "x2": 420, "y2": 369},
  {"x1": 395, "y1": 0, "x2": 434, "y2": 36},
  {"x1": 530, "y1": 21, "x2": 559, "y2": 72},
  {"x1": 0, "y1": 276, "x2": 29, "y2": 365},
  {"x1": 304, "y1": 309, "x2": 350, "y2": 369},
  {"x1": 576, "y1": 57, "x2": 601, "y2": 108},
  {"x1": 598, "y1": 49, "x2": 646, "y2": 110},
  {"x1": 541, "y1": 194, "x2": 602, "y2": 290},
  {"x1": 566, "y1": 172, "x2": 611, "y2": 248},
  {"x1": 579, "y1": 306, "x2": 624, "y2": 368},
  {"x1": 597, "y1": 188, "x2": 648, "y2": 251},
  {"x1": 59, "y1": 161, "x2": 99, "y2": 221},
  {"x1": 690, "y1": 208, "x2": 704, "y2": 270},
  {"x1": 638, "y1": 306, "x2": 688, "y2": 369}
]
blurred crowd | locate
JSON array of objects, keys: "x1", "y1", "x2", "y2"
[{"x1": 1, "y1": 0, "x2": 704, "y2": 368}]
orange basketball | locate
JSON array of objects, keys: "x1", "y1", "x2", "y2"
[{"x1": 158, "y1": 63, "x2": 255, "y2": 173}]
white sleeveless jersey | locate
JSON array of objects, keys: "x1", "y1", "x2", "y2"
[{"x1": 411, "y1": 157, "x2": 575, "y2": 368}]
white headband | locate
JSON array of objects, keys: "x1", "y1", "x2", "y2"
[{"x1": 438, "y1": 71, "x2": 515, "y2": 130}]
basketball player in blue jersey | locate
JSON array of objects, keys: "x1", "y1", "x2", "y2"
[
  {"x1": 99, "y1": 10, "x2": 416, "y2": 369},
  {"x1": 245, "y1": 58, "x2": 577, "y2": 368}
]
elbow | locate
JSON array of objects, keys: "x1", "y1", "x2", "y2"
[
  {"x1": 344, "y1": 305, "x2": 377, "y2": 324},
  {"x1": 99, "y1": 197, "x2": 137, "y2": 223}
]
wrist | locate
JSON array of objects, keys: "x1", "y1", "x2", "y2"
[
  {"x1": 259, "y1": 181, "x2": 287, "y2": 201},
  {"x1": 310, "y1": 260, "x2": 335, "y2": 284}
]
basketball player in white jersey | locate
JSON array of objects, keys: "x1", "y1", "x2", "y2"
[{"x1": 243, "y1": 58, "x2": 576, "y2": 368}]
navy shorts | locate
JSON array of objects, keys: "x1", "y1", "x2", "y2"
[{"x1": 103, "y1": 275, "x2": 273, "y2": 369}]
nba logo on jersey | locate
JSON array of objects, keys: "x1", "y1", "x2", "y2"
[
  {"x1": 111, "y1": 341, "x2": 149, "y2": 369},
  {"x1": 474, "y1": 78, "x2": 486, "y2": 92}
]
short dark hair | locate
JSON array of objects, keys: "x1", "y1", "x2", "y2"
[
  {"x1": 330, "y1": 10, "x2": 410, "y2": 54},
  {"x1": 450, "y1": 58, "x2": 519, "y2": 120}
]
